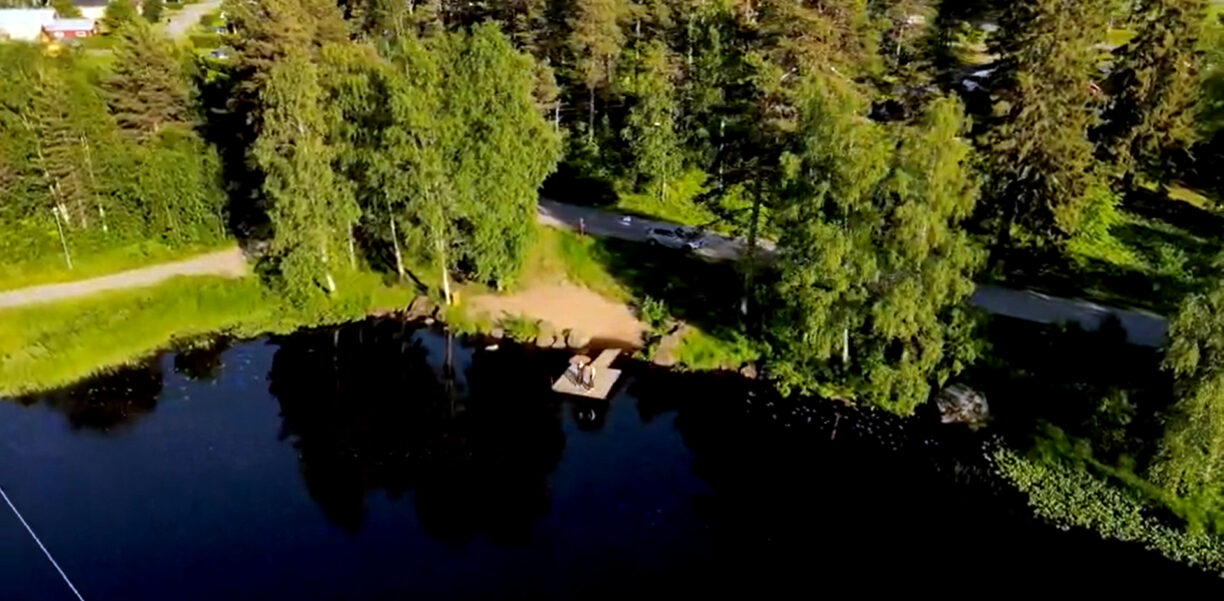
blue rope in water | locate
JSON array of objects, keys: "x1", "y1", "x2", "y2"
[{"x1": 0, "y1": 484, "x2": 85, "y2": 601}]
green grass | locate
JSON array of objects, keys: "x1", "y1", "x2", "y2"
[
  {"x1": 0, "y1": 241, "x2": 234, "y2": 292},
  {"x1": 1107, "y1": 28, "x2": 1136, "y2": 48},
  {"x1": 1165, "y1": 183, "x2": 1212, "y2": 209},
  {"x1": 0, "y1": 269, "x2": 418, "y2": 396},
  {"x1": 615, "y1": 168, "x2": 719, "y2": 228},
  {"x1": 522, "y1": 225, "x2": 628, "y2": 300},
  {"x1": 674, "y1": 326, "x2": 761, "y2": 371},
  {"x1": 0, "y1": 277, "x2": 270, "y2": 396}
]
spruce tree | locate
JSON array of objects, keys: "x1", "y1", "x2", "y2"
[
  {"x1": 1099, "y1": 0, "x2": 1207, "y2": 180},
  {"x1": 103, "y1": 22, "x2": 191, "y2": 141},
  {"x1": 980, "y1": 0, "x2": 1111, "y2": 254}
]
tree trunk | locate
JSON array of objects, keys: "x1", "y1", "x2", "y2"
[
  {"x1": 347, "y1": 225, "x2": 356, "y2": 269},
  {"x1": 81, "y1": 135, "x2": 107, "y2": 234},
  {"x1": 741, "y1": 180, "x2": 762, "y2": 317},
  {"x1": 437, "y1": 237, "x2": 452, "y2": 305},
  {"x1": 52, "y1": 206, "x2": 72, "y2": 270},
  {"x1": 390, "y1": 214, "x2": 405, "y2": 279},
  {"x1": 588, "y1": 85, "x2": 595, "y2": 143}
]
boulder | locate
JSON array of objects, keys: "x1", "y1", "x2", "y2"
[
  {"x1": 566, "y1": 329, "x2": 591, "y2": 349},
  {"x1": 936, "y1": 384, "x2": 989, "y2": 428},
  {"x1": 490, "y1": 328, "x2": 505, "y2": 340},
  {"x1": 739, "y1": 363, "x2": 758, "y2": 379},
  {"x1": 535, "y1": 332, "x2": 554, "y2": 348},
  {"x1": 551, "y1": 338, "x2": 567, "y2": 349}
]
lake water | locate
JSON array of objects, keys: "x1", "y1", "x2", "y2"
[{"x1": 0, "y1": 319, "x2": 1217, "y2": 599}]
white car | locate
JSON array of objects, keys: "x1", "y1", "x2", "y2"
[{"x1": 647, "y1": 227, "x2": 703, "y2": 251}]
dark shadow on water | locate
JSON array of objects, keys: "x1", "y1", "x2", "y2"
[
  {"x1": 15, "y1": 360, "x2": 164, "y2": 432},
  {"x1": 267, "y1": 319, "x2": 567, "y2": 541},
  {"x1": 172, "y1": 338, "x2": 232, "y2": 382}
]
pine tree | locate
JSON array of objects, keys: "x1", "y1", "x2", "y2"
[
  {"x1": 103, "y1": 22, "x2": 191, "y2": 141},
  {"x1": 29, "y1": 64, "x2": 92, "y2": 230},
  {"x1": 980, "y1": 0, "x2": 1111, "y2": 254},
  {"x1": 1098, "y1": 0, "x2": 1207, "y2": 180},
  {"x1": 567, "y1": 0, "x2": 629, "y2": 141}
]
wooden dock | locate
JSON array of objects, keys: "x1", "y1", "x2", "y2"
[{"x1": 552, "y1": 349, "x2": 623, "y2": 399}]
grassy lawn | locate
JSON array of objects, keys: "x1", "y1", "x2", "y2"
[
  {"x1": 615, "y1": 169, "x2": 720, "y2": 228},
  {"x1": 0, "y1": 270, "x2": 417, "y2": 397},
  {"x1": 0, "y1": 277, "x2": 270, "y2": 396},
  {"x1": 517, "y1": 223, "x2": 757, "y2": 370},
  {"x1": 520, "y1": 225, "x2": 629, "y2": 300},
  {"x1": 0, "y1": 241, "x2": 234, "y2": 292}
]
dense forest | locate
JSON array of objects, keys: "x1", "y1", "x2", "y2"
[{"x1": 6, "y1": 0, "x2": 1224, "y2": 572}]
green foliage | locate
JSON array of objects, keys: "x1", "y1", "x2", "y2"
[
  {"x1": 499, "y1": 314, "x2": 542, "y2": 343},
  {"x1": 0, "y1": 269, "x2": 417, "y2": 396},
  {"x1": 621, "y1": 40, "x2": 682, "y2": 200},
  {"x1": 143, "y1": 0, "x2": 165, "y2": 22},
  {"x1": 253, "y1": 50, "x2": 359, "y2": 305},
  {"x1": 675, "y1": 326, "x2": 761, "y2": 372},
  {"x1": 103, "y1": 0, "x2": 140, "y2": 31},
  {"x1": 994, "y1": 446, "x2": 1224, "y2": 573},
  {"x1": 1099, "y1": 0, "x2": 1207, "y2": 179},
  {"x1": 767, "y1": 81, "x2": 983, "y2": 414},
  {"x1": 616, "y1": 168, "x2": 717, "y2": 226},
  {"x1": 51, "y1": 0, "x2": 81, "y2": 18},
  {"x1": 981, "y1": 0, "x2": 1111, "y2": 247},
  {"x1": 637, "y1": 295, "x2": 669, "y2": 331},
  {"x1": 104, "y1": 22, "x2": 192, "y2": 141},
  {"x1": 0, "y1": 41, "x2": 224, "y2": 285},
  {"x1": 1149, "y1": 280, "x2": 1224, "y2": 508},
  {"x1": 325, "y1": 24, "x2": 561, "y2": 293}
]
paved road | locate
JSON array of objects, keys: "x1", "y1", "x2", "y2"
[
  {"x1": 539, "y1": 198, "x2": 772, "y2": 261},
  {"x1": 0, "y1": 247, "x2": 246, "y2": 310},
  {"x1": 537, "y1": 200, "x2": 1169, "y2": 347},
  {"x1": 163, "y1": 0, "x2": 222, "y2": 38}
]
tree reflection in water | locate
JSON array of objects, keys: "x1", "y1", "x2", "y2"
[
  {"x1": 172, "y1": 338, "x2": 232, "y2": 382},
  {"x1": 268, "y1": 319, "x2": 566, "y2": 540},
  {"x1": 15, "y1": 360, "x2": 164, "y2": 432}
]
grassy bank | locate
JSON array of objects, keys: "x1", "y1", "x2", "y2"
[
  {"x1": 0, "y1": 241, "x2": 234, "y2": 292},
  {"x1": 0, "y1": 272, "x2": 416, "y2": 397}
]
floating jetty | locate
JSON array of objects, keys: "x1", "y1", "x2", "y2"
[{"x1": 552, "y1": 348, "x2": 622, "y2": 400}]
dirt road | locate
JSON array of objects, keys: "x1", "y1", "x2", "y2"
[{"x1": 0, "y1": 247, "x2": 247, "y2": 310}]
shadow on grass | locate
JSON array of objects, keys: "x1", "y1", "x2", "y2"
[{"x1": 959, "y1": 314, "x2": 1172, "y2": 466}]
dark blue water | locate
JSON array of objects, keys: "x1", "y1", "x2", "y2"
[{"x1": 0, "y1": 320, "x2": 1217, "y2": 599}]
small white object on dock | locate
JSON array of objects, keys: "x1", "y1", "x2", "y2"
[{"x1": 553, "y1": 349, "x2": 623, "y2": 399}]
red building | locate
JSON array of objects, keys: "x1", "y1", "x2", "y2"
[{"x1": 40, "y1": 18, "x2": 96, "y2": 43}]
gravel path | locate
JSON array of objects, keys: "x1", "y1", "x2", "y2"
[
  {"x1": 163, "y1": 0, "x2": 222, "y2": 38},
  {"x1": 0, "y1": 247, "x2": 247, "y2": 310}
]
